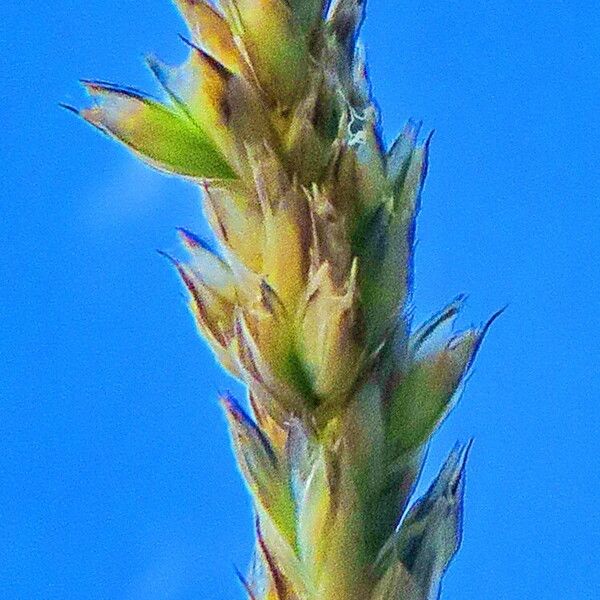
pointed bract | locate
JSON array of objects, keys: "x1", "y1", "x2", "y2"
[
  {"x1": 388, "y1": 317, "x2": 495, "y2": 452},
  {"x1": 379, "y1": 443, "x2": 471, "y2": 599},
  {"x1": 173, "y1": 0, "x2": 246, "y2": 74},
  {"x1": 221, "y1": 394, "x2": 297, "y2": 545},
  {"x1": 80, "y1": 81, "x2": 236, "y2": 179}
]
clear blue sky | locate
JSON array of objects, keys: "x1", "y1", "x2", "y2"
[{"x1": 2, "y1": 1, "x2": 599, "y2": 598}]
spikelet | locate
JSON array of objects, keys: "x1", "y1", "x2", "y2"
[{"x1": 72, "y1": 0, "x2": 499, "y2": 598}]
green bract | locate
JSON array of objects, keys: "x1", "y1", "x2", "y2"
[{"x1": 80, "y1": 81, "x2": 236, "y2": 179}]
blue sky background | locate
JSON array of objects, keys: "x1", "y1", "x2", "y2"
[{"x1": 2, "y1": 1, "x2": 599, "y2": 598}]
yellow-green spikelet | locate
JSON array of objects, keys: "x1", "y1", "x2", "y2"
[{"x1": 74, "y1": 1, "x2": 498, "y2": 598}]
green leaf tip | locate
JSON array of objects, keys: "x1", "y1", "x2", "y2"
[
  {"x1": 389, "y1": 307, "x2": 503, "y2": 452},
  {"x1": 77, "y1": 80, "x2": 236, "y2": 180},
  {"x1": 375, "y1": 442, "x2": 472, "y2": 599}
]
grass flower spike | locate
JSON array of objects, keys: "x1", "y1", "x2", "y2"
[{"x1": 72, "y1": 1, "x2": 498, "y2": 597}]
